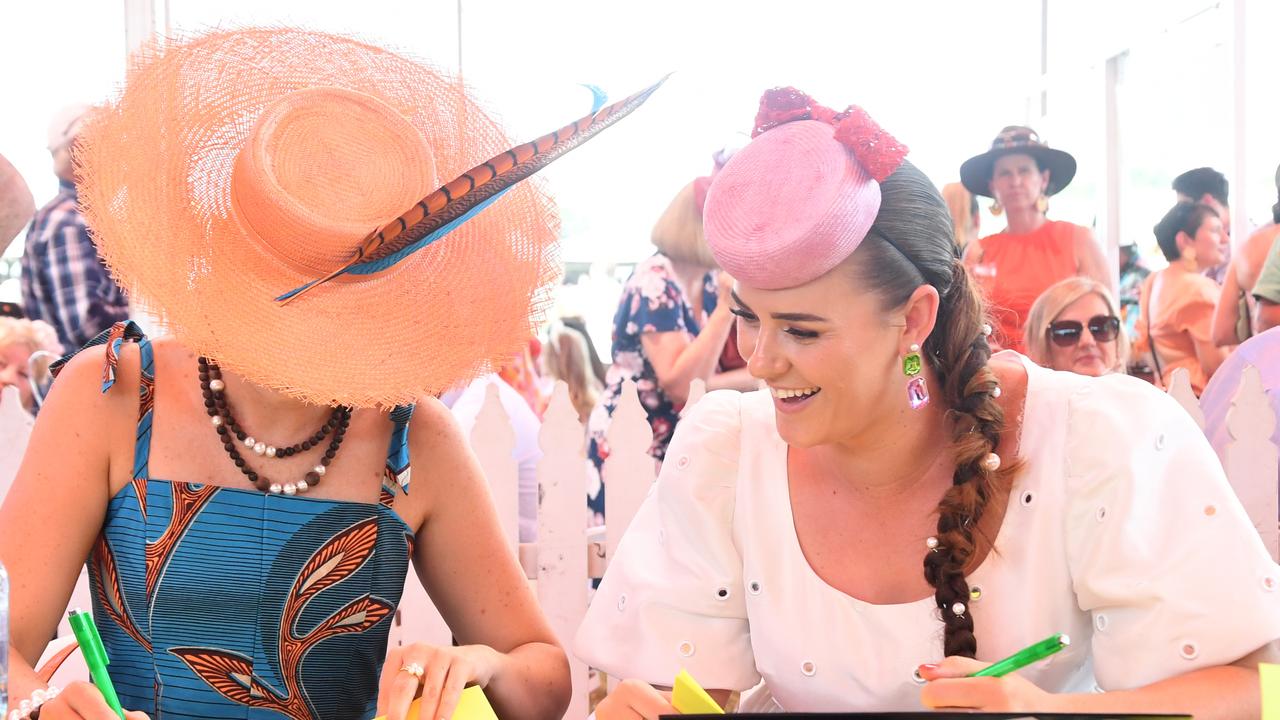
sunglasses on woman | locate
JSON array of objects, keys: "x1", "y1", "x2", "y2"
[{"x1": 1047, "y1": 315, "x2": 1120, "y2": 347}]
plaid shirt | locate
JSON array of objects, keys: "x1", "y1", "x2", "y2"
[{"x1": 20, "y1": 179, "x2": 130, "y2": 349}]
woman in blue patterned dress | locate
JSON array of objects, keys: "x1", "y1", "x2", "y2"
[
  {"x1": 0, "y1": 27, "x2": 657, "y2": 720},
  {"x1": 585, "y1": 177, "x2": 755, "y2": 525}
]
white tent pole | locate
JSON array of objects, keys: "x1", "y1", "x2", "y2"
[
  {"x1": 1104, "y1": 52, "x2": 1126, "y2": 291},
  {"x1": 123, "y1": 0, "x2": 157, "y2": 57},
  {"x1": 1230, "y1": 0, "x2": 1247, "y2": 242}
]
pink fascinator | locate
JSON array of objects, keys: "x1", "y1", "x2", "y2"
[{"x1": 704, "y1": 87, "x2": 908, "y2": 289}]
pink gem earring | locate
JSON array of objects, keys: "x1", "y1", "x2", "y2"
[{"x1": 904, "y1": 343, "x2": 929, "y2": 410}]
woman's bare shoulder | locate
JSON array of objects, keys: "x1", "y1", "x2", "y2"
[
  {"x1": 392, "y1": 396, "x2": 472, "y2": 529},
  {"x1": 405, "y1": 395, "x2": 467, "y2": 448},
  {"x1": 45, "y1": 340, "x2": 136, "y2": 414},
  {"x1": 16, "y1": 340, "x2": 142, "y2": 497}
]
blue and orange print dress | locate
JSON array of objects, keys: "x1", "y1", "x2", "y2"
[{"x1": 82, "y1": 323, "x2": 413, "y2": 719}]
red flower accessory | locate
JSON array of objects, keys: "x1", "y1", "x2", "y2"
[
  {"x1": 832, "y1": 106, "x2": 909, "y2": 182},
  {"x1": 752, "y1": 87, "x2": 834, "y2": 136},
  {"x1": 751, "y1": 87, "x2": 908, "y2": 182}
]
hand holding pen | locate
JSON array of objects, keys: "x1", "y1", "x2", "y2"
[
  {"x1": 917, "y1": 633, "x2": 1070, "y2": 711},
  {"x1": 29, "y1": 610, "x2": 150, "y2": 720}
]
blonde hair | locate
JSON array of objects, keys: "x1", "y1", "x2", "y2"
[
  {"x1": 941, "y1": 182, "x2": 978, "y2": 251},
  {"x1": 543, "y1": 322, "x2": 602, "y2": 424},
  {"x1": 1024, "y1": 277, "x2": 1129, "y2": 372},
  {"x1": 0, "y1": 317, "x2": 63, "y2": 356},
  {"x1": 650, "y1": 180, "x2": 718, "y2": 269}
]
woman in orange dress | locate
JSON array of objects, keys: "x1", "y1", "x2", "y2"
[
  {"x1": 960, "y1": 127, "x2": 1111, "y2": 353},
  {"x1": 1136, "y1": 201, "x2": 1231, "y2": 394}
]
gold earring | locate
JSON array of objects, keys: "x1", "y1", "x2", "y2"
[
  {"x1": 989, "y1": 200, "x2": 1002, "y2": 216},
  {"x1": 1035, "y1": 195, "x2": 1049, "y2": 213}
]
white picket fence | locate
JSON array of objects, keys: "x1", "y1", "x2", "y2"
[{"x1": 2, "y1": 364, "x2": 1277, "y2": 718}]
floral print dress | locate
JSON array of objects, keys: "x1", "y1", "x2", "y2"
[{"x1": 585, "y1": 253, "x2": 717, "y2": 525}]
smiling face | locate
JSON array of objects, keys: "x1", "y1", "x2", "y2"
[
  {"x1": 990, "y1": 153, "x2": 1050, "y2": 213},
  {"x1": 730, "y1": 254, "x2": 936, "y2": 449},
  {"x1": 1045, "y1": 293, "x2": 1117, "y2": 376}
]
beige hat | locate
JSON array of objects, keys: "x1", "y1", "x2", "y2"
[{"x1": 0, "y1": 153, "x2": 34, "y2": 255}]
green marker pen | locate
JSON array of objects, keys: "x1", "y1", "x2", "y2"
[
  {"x1": 971, "y1": 633, "x2": 1070, "y2": 678},
  {"x1": 68, "y1": 608, "x2": 126, "y2": 719}
]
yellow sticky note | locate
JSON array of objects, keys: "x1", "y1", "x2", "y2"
[
  {"x1": 374, "y1": 685, "x2": 498, "y2": 720},
  {"x1": 671, "y1": 669, "x2": 724, "y2": 715},
  {"x1": 1262, "y1": 663, "x2": 1280, "y2": 720}
]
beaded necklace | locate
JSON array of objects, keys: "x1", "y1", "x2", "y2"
[{"x1": 198, "y1": 357, "x2": 350, "y2": 494}]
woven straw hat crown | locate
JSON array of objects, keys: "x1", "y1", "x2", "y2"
[
  {"x1": 76, "y1": 28, "x2": 560, "y2": 407},
  {"x1": 230, "y1": 86, "x2": 439, "y2": 278},
  {"x1": 705, "y1": 121, "x2": 881, "y2": 290}
]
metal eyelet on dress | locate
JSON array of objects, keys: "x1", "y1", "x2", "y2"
[
  {"x1": 1020, "y1": 491, "x2": 1034, "y2": 506},
  {"x1": 748, "y1": 581, "x2": 762, "y2": 595},
  {"x1": 676, "y1": 455, "x2": 691, "y2": 469},
  {"x1": 715, "y1": 586, "x2": 731, "y2": 601},
  {"x1": 1179, "y1": 641, "x2": 1199, "y2": 660},
  {"x1": 1095, "y1": 614, "x2": 1108, "y2": 631},
  {"x1": 1155, "y1": 433, "x2": 1167, "y2": 450},
  {"x1": 1096, "y1": 506, "x2": 1107, "y2": 522},
  {"x1": 616, "y1": 594, "x2": 627, "y2": 611},
  {"x1": 800, "y1": 661, "x2": 816, "y2": 677},
  {"x1": 678, "y1": 641, "x2": 695, "y2": 657}
]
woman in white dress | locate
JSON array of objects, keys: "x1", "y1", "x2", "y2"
[{"x1": 575, "y1": 88, "x2": 1280, "y2": 717}]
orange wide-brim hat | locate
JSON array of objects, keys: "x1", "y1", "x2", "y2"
[{"x1": 76, "y1": 28, "x2": 659, "y2": 408}]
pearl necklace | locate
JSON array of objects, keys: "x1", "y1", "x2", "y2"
[{"x1": 198, "y1": 357, "x2": 351, "y2": 495}]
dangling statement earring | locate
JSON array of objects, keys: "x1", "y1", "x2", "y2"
[
  {"x1": 989, "y1": 199, "x2": 1002, "y2": 217},
  {"x1": 904, "y1": 344, "x2": 929, "y2": 410},
  {"x1": 1035, "y1": 195, "x2": 1049, "y2": 213}
]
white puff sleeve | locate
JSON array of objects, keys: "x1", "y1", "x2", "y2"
[
  {"x1": 1064, "y1": 374, "x2": 1280, "y2": 690},
  {"x1": 573, "y1": 390, "x2": 760, "y2": 691}
]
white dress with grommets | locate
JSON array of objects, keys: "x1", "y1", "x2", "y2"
[{"x1": 573, "y1": 355, "x2": 1280, "y2": 712}]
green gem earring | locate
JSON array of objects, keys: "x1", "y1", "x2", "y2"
[{"x1": 904, "y1": 343, "x2": 929, "y2": 410}]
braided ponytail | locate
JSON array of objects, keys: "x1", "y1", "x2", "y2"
[
  {"x1": 922, "y1": 265, "x2": 1018, "y2": 657},
  {"x1": 850, "y1": 160, "x2": 1021, "y2": 658}
]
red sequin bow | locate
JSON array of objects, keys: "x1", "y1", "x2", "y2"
[{"x1": 752, "y1": 87, "x2": 908, "y2": 182}]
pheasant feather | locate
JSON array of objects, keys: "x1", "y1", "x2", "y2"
[{"x1": 276, "y1": 76, "x2": 668, "y2": 304}]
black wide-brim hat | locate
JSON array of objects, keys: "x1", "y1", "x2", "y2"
[{"x1": 960, "y1": 126, "x2": 1077, "y2": 198}]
